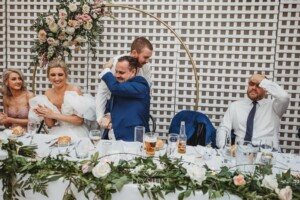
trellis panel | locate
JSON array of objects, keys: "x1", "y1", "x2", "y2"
[
  {"x1": 275, "y1": 0, "x2": 300, "y2": 153},
  {"x1": 0, "y1": 0, "x2": 299, "y2": 153}
]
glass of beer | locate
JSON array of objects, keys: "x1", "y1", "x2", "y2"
[{"x1": 144, "y1": 132, "x2": 157, "y2": 156}]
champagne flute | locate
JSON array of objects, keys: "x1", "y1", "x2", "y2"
[{"x1": 89, "y1": 130, "x2": 102, "y2": 149}]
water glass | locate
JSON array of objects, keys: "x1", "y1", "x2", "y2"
[
  {"x1": 57, "y1": 141, "x2": 70, "y2": 155},
  {"x1": 235, "y1": 140, "x2": 259, "y2": 172},
  {"x1": 167, "y1": 133, "x2": 178, "y2": 158},
  {"x1": 260, "y1": 140, "x2": 273, "y2": 165},
  {"x1": 89, "y1": 130, "x2": 102, "y2": 149},
  {"x1": 144, "y1": 132, "x2": 157, "y2": 156},
  {"x1": 222, "y1": 132, "x2": 232, "y2": 164},
  {"x1": 134, "y1": 126, "x2": 145, "y2": 143},
  {"x1": 27, "y1": 120, "x2": 38, "y2": 144},
  {"x1": 75, "y1": 140, "x2": 89, "y2": 159}
]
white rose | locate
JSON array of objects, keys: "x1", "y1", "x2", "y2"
[
  {"x1": 130, "y1": 165, "x2": 144, "y2": 174},
  {"x1": 92, "y1": 13, "x2": 98, "y2": 19},
  {"x1": 47, "y1": 37, "x2": 55, "y2": 45},
  {"x1": 186, "y1": 165, "x2": 207, "y2": 185},
  {"x1": 83, "y1": 22, "x2": 93, "y2": 30},
  {"x1": 76, "y1": 35, "x2": 87, "y2": 43},
  {"x1": 68, "y1": 3, "x2": 77, "y2": 12},
  {"x1": 92, "y1": 162, "x2": 111, "y2": 178},
  {"x1": 63, "y1": 41, "x2": 69, "y2": 47},
  {"x1": 82, "y1": 4, "x2": 90, "y2": 14},
  {"x1": 49, "y1": 23, "x2": 58, "y2": 33},
  {"x1": 46, "y1": 16, "x2": 55, "y2": 25},
  {"x1": 65, "y1": 26, "x2": 75, "y2": 35},
  {"x1": 262, "y1": 175, "x2": 278, "y2": 191},
  {"x1": 59, "y1": 9, "x2": 67, "y2": 20},
  {"x1": 276, "y1": 186, "x2": 293, "y2": 200}
]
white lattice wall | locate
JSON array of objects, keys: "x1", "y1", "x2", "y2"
[{"x1": 0, "y1": 0, "x2": 299, "y2": 153}]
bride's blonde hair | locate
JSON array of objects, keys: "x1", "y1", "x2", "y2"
[{"x1": 47, "y1": 58, "x2": 70, "y2": 78}]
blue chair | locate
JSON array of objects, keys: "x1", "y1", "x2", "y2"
[{"x1": 169, "y1": 110, "x2": 216, "y2": 148}]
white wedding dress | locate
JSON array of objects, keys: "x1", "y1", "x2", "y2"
[{"x1": 29, "y1": 91, "x2": 96, "y2": 138}]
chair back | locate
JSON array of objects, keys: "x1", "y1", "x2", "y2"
[{"x1": 169, "y1": 110, "x2": 216, "y2": 147}]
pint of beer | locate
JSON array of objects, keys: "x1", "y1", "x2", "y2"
[{"x1": 144, "y1": 132, "x2": 157, "y2": 156}]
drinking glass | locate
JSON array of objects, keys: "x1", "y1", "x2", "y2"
[
  {"x1": 144, "y1": 132, "x2": 157, "y2": 156},
  {"x1": 134, "y1": 126, "x2": 145, "y2": 143},
  {"x1": 235, "y1": 140, "x2": 256, "y2": 172},
  {"x1": 75, "y1": 140, "x2": 89, "y2": 159},
  {"x1": 167, "y1": 133, "x2": 178, "y2": 158},
  {"x1": 27, "y1": 120, "x2": 38, "y2": 144},
  {"x1": 260, "y1": 140, "x2": 274, "y2": 165},
  {"x1": 89, "y1": 130, "x2": 102, "y2": 149},
  {"x1": 221, "y1": 132, "x2": 232, "y2": 164},
  {"x1": 57, "y1": 140, "x2": 70, "y2": 155}
]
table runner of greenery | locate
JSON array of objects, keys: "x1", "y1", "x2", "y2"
[{"x1": 0, "y1": 139, "x2": 299, "y2": 200}]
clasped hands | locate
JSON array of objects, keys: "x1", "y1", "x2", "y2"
[
  {"x1": 33, "y1": 104, "x2": 54, "y2": 118},
  {"x1": 0, "y1": 112, "x2": 8, "y2": 125},
  {"x1": 99, "y1": 115, "x2": 112, "y2": 129}
]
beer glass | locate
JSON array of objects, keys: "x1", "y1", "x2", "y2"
[{"x1": 144, "y1": 132, "x2": 157, "y2": 156}]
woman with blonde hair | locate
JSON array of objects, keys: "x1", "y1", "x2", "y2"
[
  {"x1": 0, "y1": 69, "x2": 34, "y2": 129},
  {"x1": 29, "y1": 58, "x2": 96, "y2": 138}
]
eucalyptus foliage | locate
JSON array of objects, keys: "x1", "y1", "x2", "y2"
[{"x1": 0, "y1": 140, "x2": 299, "y2": 200}]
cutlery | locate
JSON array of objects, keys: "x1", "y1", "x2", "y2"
[
  {"x1": 67, "y1": 140, "x2": 82, "y2": 153},
  {"x1": 45, "y1": 138, "x2": 58, "y2": 144}
]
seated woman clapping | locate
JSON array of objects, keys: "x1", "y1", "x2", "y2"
[
  {"x1": 0, "y1": 69, "x2": 34, "y2": 129},
  {"x1": 29, "y1": 58, "x2": 96, "y2": 138}
]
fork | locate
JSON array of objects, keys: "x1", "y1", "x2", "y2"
[{"x1": 45, "y1": 138, "x2": 58, "y2": 144}]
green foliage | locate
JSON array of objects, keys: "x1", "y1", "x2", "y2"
[{"x1": 1, "y1": 140, "x2": 299, "y2": 200}]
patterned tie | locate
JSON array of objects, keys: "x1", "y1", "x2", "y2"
[{"x1": 244, "y1": 101, "x2": 257, "y2": 142}]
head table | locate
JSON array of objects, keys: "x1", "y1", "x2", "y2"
[{"x1": 0, "y1": 133, "x2": 299, "y2": 200}]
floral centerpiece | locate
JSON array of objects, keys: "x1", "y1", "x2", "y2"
[{"x1": 31, "y1": 0, "x2": 113, "y2": 67}]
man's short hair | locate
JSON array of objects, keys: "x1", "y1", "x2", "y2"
[
  {"x1": 118, "y1": 56, "x2": 139, "y2": 71},
  {"x1": 130, "y1": 37, "x2": 153, "y2": 53}
]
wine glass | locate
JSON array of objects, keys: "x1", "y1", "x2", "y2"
[
  {"x1": 27, "y1": 120, "x2": 38, "y2": 144},
  {"x1": 89, "y1": 130, "x2": 102, "y2": 149}
]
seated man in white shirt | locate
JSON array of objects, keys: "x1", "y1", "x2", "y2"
[
  {"x1": 216, "y1": 73, "x2": 290, "y2": 149},
  {"x1": 96, "y1": 37, "x2": 153, "y2": 133}
]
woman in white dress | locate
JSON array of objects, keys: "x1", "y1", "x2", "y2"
[{"x1": 29, "y1": 58, "x2": 96, "y2": 138}]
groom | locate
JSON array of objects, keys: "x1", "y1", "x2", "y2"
[{"x1": 98, "y1": 56, "x2": 150, "y2": 141}]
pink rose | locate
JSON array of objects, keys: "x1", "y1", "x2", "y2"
[
  {"x1": 81, "y1": 14, "x2": 92, "y2": 22},
  {"x1": 276, "y1": 186, "x2": 292, "y2": 200},
  {"x1": 233, "y1": 175, "x2": 246, "y2": 186},
  {"x1": 81, "y1": 161, "x2": 92, "y2": 174},
  {"x1": 38, "y1": 30, "x2": 47, "y2": 43}
]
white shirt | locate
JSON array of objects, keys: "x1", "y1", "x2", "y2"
[
  {"x1": 95, "y1": 54, "x2": 152, "y2": 123},
  {"x1": 216, "y1": 79, "x2": 290, "y2": 149}
]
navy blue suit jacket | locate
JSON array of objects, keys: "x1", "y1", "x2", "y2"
[{"x1": 102, "y1": 72, "x2": 150, "y2": 141}]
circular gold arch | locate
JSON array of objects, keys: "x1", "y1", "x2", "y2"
[
  {"x1": 102, "y1": 4, "x2": 199, "y2": 110},
  {"x1": 32, "y1": 4, "x2": 199, "y2": 110}
]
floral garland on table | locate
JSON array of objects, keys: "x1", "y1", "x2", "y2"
[
  {"x1": 31, "y1": 0, "x2": 113, "y2": 67},
  {"x1": 0, "y1": 137, "x2": 299, "y2": 200}
]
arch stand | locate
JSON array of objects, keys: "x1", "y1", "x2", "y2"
[{"x1": 32, "y1": 4, "x2": 199, "y2": 110}]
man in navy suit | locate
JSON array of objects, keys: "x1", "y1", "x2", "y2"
[{"x1": 98, "y1": 56, "x2": 150, "y2": 141}]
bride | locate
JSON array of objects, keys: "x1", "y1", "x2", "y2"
[{"x1": 29, "y1": 58, "x2": 96, "y2": 138}]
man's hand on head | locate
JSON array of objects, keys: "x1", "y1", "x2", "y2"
[
  {"x1": 250, "y1": 73, "x2": 265, "y2": 85},
  {"x1": 103, "y1": 58, "x2": 114, "y2": 69}
]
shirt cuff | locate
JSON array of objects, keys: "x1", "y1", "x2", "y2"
[
  {"x1": 99, "y1": 68, "x2": 111, "y2": 79},
  {"x1": 259, "y1": 78, "x2": 271, "y2": 89}
]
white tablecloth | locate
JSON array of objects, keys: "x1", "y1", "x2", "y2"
[{"x1": 1, "y1": 133, "x2": 299, "y2": 200}]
